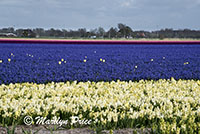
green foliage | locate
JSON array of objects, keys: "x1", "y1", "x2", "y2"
[
  {"x1": 22, "y1": 128, "x2": 41, "y2": 134},
  {"x1": 5, "y1": 125, "x2": 16, "y2": 134}
]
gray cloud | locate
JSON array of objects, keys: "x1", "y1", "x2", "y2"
[{"x1": 0, "y1": 0, "x2": 200, "y2": 30}]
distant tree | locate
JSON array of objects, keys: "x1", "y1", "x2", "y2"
[
  {"x1": 54, "y1": 29, "x2": 64, "y2": 37},
  {"x1": 78, "y1": 28, "x2": 87, "y2": 37},
  {"x1": 118, "y1": 23, "x2": 126, "y2": 38},
  {"x1": 33, "y1": 28, "x2": 45, "y2": 37},
  {"x1": 107, "y1": 27, "x2": 118, "y2": 38},
  {"x1": 15, "y1": 29, "x2": 24, "y2": 37},
  {"x1": 46, "y1": 28, "x2": 56, "y2": 37},
  {"x1": 1, "y1": 25, "x2": 200, "y2": 39},
  {"x1": 0, "y1": 27, "x2": 14, "y2": 33},
  {"x1": 21, "y1": 29, "x2": 36, "y2": 38},
  {"x1": 8, "y1": 27, "x2": 15, "y2": 33},
  {"x1": 90, "y1": 29, "x2": 98, "y2": 35},
  {"x1": 62, "y1": 29, "x2": 68, "y2": 37},
  {"x1": 125, "y1": 26, "x2": 133, "y2": 38},
  {"x1": 97, "y1": 27, "x2": 105, "y2": 38},
  {"x1": 117, "y1": 23, "x2": 133, "y2": 38}
]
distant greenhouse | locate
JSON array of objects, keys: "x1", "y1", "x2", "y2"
[{"x1": 0, "y1": 33, "x2": 17, "y2": 37}]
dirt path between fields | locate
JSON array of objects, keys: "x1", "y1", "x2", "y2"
[{"x1": 0, "y1": 125, "x2": 152, "y2": 134}]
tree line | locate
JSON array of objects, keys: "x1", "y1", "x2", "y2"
[{"x1": 0, "y1": 23, "x2": 200, "y2": 39}]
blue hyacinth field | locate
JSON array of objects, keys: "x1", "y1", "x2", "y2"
[
  {"x1": 0, "y1": 43, "x2": 200, "y2": 83},
  {"x1": 0, "y1": 43, "x2": 200, "y2": 133}
]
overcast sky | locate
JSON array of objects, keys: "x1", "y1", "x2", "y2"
[{"x1": 0, "y1": 0, "x2": 200, "y2": 31}]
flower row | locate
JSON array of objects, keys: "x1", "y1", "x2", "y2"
[
  {"x1": 1, "y1": 44, "x2": 200, "y2": 84},
  {"x1": 0, "y1": 78, "x2": 200, "y2": 133}
]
